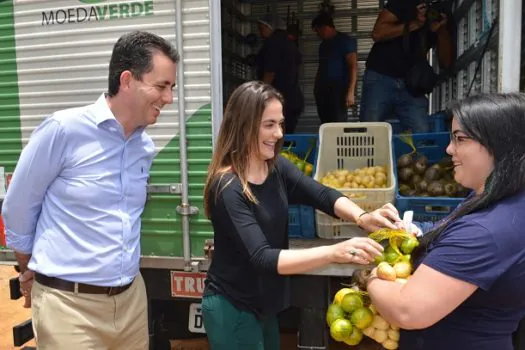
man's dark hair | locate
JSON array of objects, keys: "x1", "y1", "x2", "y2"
[
  {"x1": 311, "y1": 12, "x2": 335, "y2": 29},
  {"x1": 107, "y1": 31, "x2": 180, "y2": 96}
]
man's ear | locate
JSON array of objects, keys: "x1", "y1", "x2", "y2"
[{"x1": 119, "y1": 70, "x2": 133, "y2": 92}]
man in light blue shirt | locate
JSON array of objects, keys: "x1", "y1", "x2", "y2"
[{"x1": 2, "y1": 31, "x2": 179, "y2": 350}]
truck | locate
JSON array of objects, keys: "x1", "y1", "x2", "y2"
[{"x1": 0, "y1": 0, "x2": 523, "y2": 349}]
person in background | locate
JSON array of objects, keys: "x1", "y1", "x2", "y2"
[
  {"x1": 312, "y1": 12, "x2": 358, "y2": 124},
  {"x1": 2, "y1": 31, "x2": 179, "y2": 350},
  {"x1": 366, "y1": 93, "x2": 525, "y2": 350},
  {"x1": 256, "y1": 13, "x2": 304, "y2": 134},
  {"x1": 201, "y1": 81, "x2": 403, "y2": 349},
  {"x1": 360, "y1": 0, "x2": 454, "y2": 133}
]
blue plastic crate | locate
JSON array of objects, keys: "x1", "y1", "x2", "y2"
[
  {"x1": 283, "y1": 134, "x2": 318, "y2": 239},
  {"x1": 388, "y1": 111, "x2": 448, "y2": 135},
  {"x1": 288, "y1": 205, "x2": 316, "y2": 239},
  {"x1": 393, "y1": 132, "x2": 466, "y2": 222},
  {"x1": 282, "y1": 133, "x2": 318, "y2": 167}
]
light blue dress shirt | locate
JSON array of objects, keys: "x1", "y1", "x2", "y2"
[{"x1": 3, "y1": 94, "x2": 155, "y2": 287}]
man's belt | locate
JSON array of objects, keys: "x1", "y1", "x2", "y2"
[{"x1": 35, "y1": 272, "x2": 134, "y2": 296}]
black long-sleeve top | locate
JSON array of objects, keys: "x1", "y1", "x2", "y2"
[{"x1": 204, "y1": 156, "x2": 344, "y2": 317}]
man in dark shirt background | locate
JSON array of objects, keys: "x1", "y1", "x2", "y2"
[
  {"x1": 360, "y1": 0, "x2": 454, "y2": 133},
  {"x1": 256, "y1": 13, "x2": 304, "y2": 134},
  {"x1": 312, "y1": 13, "x2": 358, "y2": 124}
]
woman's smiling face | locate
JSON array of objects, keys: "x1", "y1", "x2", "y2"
[{"x1": 446, "y1": 117, "x2": 494, "y2": 194}]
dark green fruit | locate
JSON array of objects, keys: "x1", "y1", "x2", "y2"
[
  {"x1": 424, "y1": 167, "x2": 441, "y2": 182},
  {"x1": 442, "y1": 171, "x2": 455, "y2": 182},
  {"x1": 413, "y1": 156, "x2": 428, "y2": 174},
  {"x1": 405, "y1": 189, "x2": 417, "y2": 197},
  {"x1": 399, "y1": 184, "x2": 412, "y2": 196},
  {"x1": 411, "y1": 174, "x2": 423, "y2": 186},
  {"x1": 397, "y1": 153, "x2": 413, "y2": 168},
  {"x1": 416, "y1": 179, "x2": 429, "y2": 193},
  {"x1": 455, "y1": 183, "x2": 470, "y2": 197},
  {"x1": 439, "y1": 156, "x2": 454, "y2": 169},
  {"x1": 444, "y1": 182, "x2": 457, "y2": 197},
  {"x1": 428, "y1": 181, "x2": 445, "y2": 196},
  {"x1": 399, "y1": 167, "x2": 414, "y2": 182}
]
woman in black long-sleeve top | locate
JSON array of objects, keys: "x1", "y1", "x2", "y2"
[{"x1": 202, "y1": 81, "x2": 402, "y2": 349}]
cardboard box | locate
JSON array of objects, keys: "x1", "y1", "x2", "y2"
[{"x1": 170, "y1": 338, "x2": 209, "y2": 350}]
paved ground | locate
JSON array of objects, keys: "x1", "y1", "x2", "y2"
[
  {"x1": 0, "y1": 265, "x2": 36, "y2": 349},
  {"x1": 1, "y1": 265, "x2": 383, "y2": 350}
]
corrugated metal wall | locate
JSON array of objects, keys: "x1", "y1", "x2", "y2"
[
  {"x1": 221, "y1": 0, "x2": 382, "y2": 134},
  {"x1": 1, "y1": 0, "x2": 214, "y2": 258},
  {"x1": 432, "y1": 0, "x2": 499, "y2": 112},
  {"x1": 520, "y1": 0, "x2": 525, "y2": 92}
]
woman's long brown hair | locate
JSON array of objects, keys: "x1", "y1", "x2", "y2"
[{"x1": 203, "y1": 81, "x2": 284, "y2": 218}]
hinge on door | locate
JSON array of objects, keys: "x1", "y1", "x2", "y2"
[
  {"x1": 147, "y1": 184, "x2": 183, "y2": 194},
  {"x1": 176, "y1": 203, "x2": 199, "y2": 216}
]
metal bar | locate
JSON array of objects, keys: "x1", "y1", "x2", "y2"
[
  {"x1": 454, "y1": 0, "x2": 477, "y2": 23},
  {"x1": 174, "y1": 0, "x2": 192, "y2": 271},
  {"x1": 147, "y1": 184, "x2": 182, "y2": 194},
  {"x1": 437, "y1": 25, "x2": 498, "y2": 82},
  {"x1": 210, "y1": 0, "x2": 224, "y2": 148},
  {"x1": 246, "y1": 8, "x2": 381, "y2": 21},
  {"x1": 139, "y1": 237, "x2": 364, "y2": 276},
  {"x1": 498, "y1": 0, "x2": 522, "y2": 92},
  {"x1": 0, "y1": 249, "x2": 16, "y2": 262}
]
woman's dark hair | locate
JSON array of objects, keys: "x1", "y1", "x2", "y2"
[{"x1": 414, "y1": 92, "x2": 525, "y2": 260}]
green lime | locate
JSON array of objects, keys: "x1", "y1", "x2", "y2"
[
  {"x1": 384, "y1": 246, "x2": 400, "y2": 264},
  {"x1": 326, "y1": 303, "x2": 346, "y2": 327},
  {"x1": 343, "y1": 326, "x2": 363, "y2": 346},
  {"x1": 341, "y1": 293, "x2": 363, "y2": 314},
  {"x1": 350, "y1": 307, "x2": 374, "y2": 330},
  {"x1": 401, "y1": 236, "x2": 420, "y2": 254},
  {"x1": 330, "y1": 318, "x2": 353, "y2": 342}
]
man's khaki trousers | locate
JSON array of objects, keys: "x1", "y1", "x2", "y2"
[{"x1": 31, "y1": 274, "x2": 148, "y2": 350}]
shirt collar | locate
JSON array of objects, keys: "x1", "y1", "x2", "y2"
[{"x1": 92, "y1": 93, "x2": 117, "y2": 126}]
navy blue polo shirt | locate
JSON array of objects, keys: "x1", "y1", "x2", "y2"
[
  {"x1": 317, "y1": 31, "x2": 357, "y2": 86},
  {"x1": 401, "y1": 191, "x2": 525, "y2": 350}
]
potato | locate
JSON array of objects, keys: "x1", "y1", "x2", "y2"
[
  {"x1": 382, "y1": 339, "x2": 399, "y2": 349},
  {"x1": 373, "y1": 329, "x2": 388, "y2": 343},
  {"x1": 366, "y1": 167, "x2": 376, "y2": 176},
  {"x1": 387, "y1": 329, "x2": 400, "y2": 341},
  {"x1": 372, "y1": 315, "x2": 390, "y2": 330},
  {"x1": 363, "y1": 326, "x2": 375, "y2": 338}
]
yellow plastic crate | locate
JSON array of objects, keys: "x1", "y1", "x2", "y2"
[{"x1": 313, "y1": 122, "x2": 396, "y2": 239}]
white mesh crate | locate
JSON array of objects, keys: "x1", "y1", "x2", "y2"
[{"x1": 313, "y1": 122, "x2": 396, "y2": 239}]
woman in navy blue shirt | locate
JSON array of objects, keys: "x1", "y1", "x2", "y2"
[{"x1": 366, "y1": 92, "x2": 525, "y2": 350}]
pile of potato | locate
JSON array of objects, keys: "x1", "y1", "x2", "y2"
[{"x1": 319, "y1": 166, "x2": 388, "y2": 190}]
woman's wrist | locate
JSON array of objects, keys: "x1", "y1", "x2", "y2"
[{"x1": 356, "y1": 211, "x2": 370, "y2": 227}]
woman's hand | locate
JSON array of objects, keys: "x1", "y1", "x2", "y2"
[
  {"x1": 330, "y1": 237, "x2": 384, "y2": 265},
  {"x1": 357, "y1": 203, "x2": 403, "y2": 232}
]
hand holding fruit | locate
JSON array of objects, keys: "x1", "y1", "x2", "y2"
[
  {"x1": 357, "y1": 203, "x2": 403, "y2": 232},
  {"x1": 330, "y1": 237, "x2": 384, "y2": 265}
]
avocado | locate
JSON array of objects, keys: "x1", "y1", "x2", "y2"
[{"x1": 397, "y1": 153, "x2": 413, "y2": 168}]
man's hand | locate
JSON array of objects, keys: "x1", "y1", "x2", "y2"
[
  {"x1": 19, "y1": 270, "x2": 34, "y2": 308},
  {"x1": 430, "y1": 13, "x2": 448, "y2": 32},
  {"x1": 416, "y1": 3, "x2": 428, "y2": 23},
  {"x1": 346, "y1": 91, "x2": 356, "y2": 107},
  {"x1": 408, "y1": 3, "x2": 428, "y2": 32}
]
